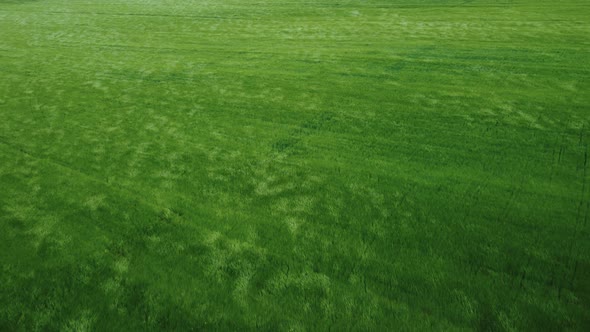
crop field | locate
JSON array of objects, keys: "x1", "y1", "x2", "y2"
[{"x1": 1, "y1": 0, "x2": 589, "y2": 330}]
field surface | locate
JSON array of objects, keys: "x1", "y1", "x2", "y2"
[{"x1": 1, "y1": 0, "x2": 590, "y2": 330}]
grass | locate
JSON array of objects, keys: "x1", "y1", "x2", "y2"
[{"x1": 1, "y1": 0, "x2": 589, "y2": 330}]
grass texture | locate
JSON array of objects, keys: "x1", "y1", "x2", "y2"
[{"x1": 1, "y1": 0, "x2": 589, "y2": 330}]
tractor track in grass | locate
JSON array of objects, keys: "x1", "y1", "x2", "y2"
[{"x1": 563, "y1": 137, "x2": 590, "y2": 298}]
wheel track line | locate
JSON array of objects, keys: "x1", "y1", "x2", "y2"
[{"x1": 566, "y1": 141, "x2": 589, "y2": 294}]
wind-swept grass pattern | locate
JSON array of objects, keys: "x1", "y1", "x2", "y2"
[{"x1": 1, "y1": 0, "x2": 589, "y2": 330}]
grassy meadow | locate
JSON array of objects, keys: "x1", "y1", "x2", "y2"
[{"x1": 1, "y1": 0, "x2": 589, "y2": 330}]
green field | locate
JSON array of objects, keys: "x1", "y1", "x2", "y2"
[{"x1": 1, "y1": 0, "x2": 589, "y2": 330}]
